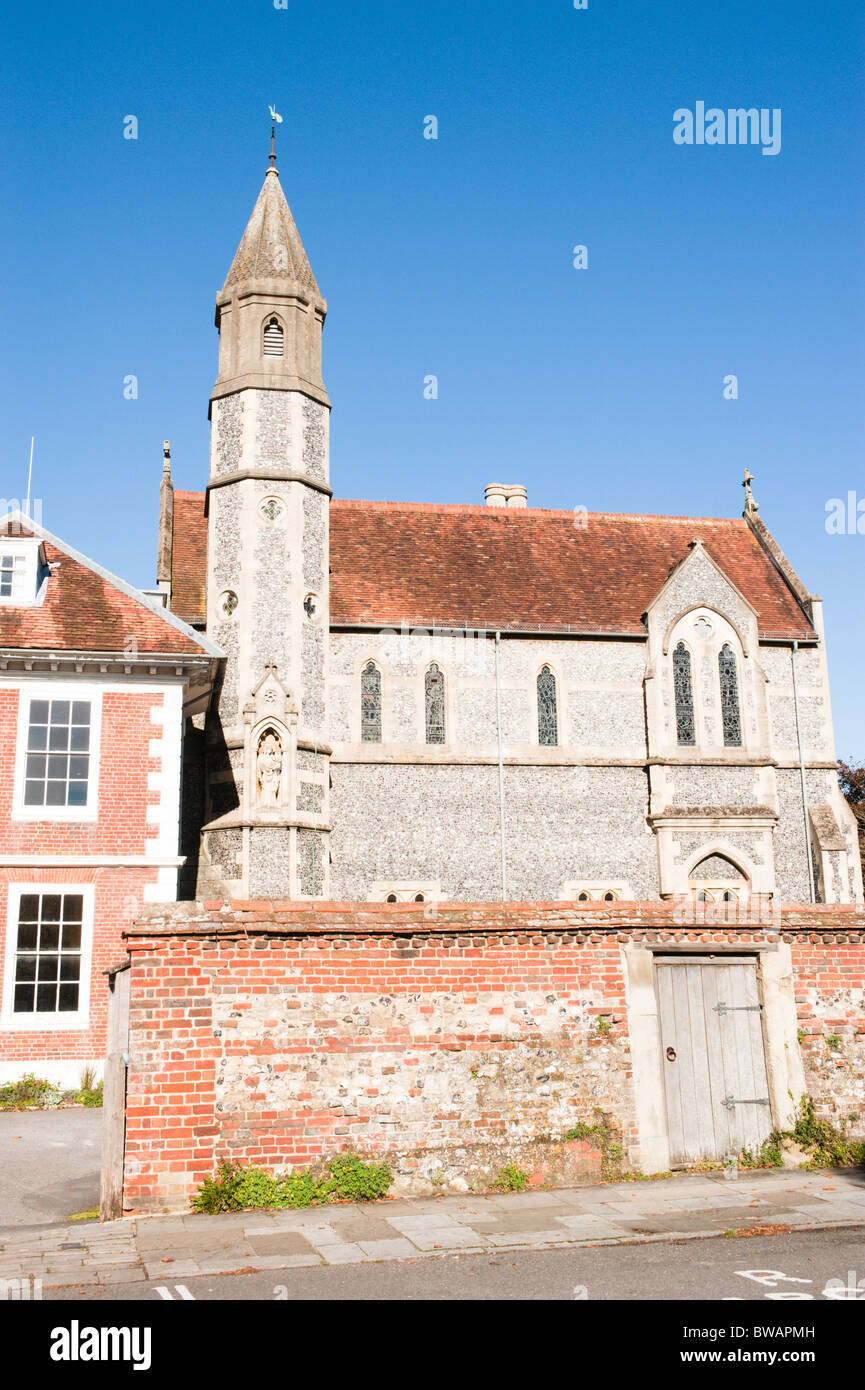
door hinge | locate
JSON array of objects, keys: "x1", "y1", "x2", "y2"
[
  {"x1": 715, "y1": 1001, "x2": 762, "y2": 1016},
  {"x1": 721, "y1": 1094, "x2": 770, "y2": 1110}
]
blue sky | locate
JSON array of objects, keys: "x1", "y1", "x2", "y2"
[{"x1": 2, "y1": 1, "x2": 863, "y2": 752}]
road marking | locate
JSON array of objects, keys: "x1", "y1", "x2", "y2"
[
  {"x1": 735, "y1": 1269, "x2": 813, "y2": 1288},
  {"x1": 155, "y1": 1285, "x2": 195, "y2": 1300}
]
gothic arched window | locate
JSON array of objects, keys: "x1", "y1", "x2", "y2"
[
  {"x1": 537, "y1": 666, "x2": 558, "y2": 746},
  {"x1": 673, "y1": 641, "x2": 696, "y2": 746},
  {"x1": 263, "y1": 316, "x2": 284, "y2": 357},
  {"x1": 718, "y1": 643, "x2": 742, "y2": 747},
  {"x1": 361, "y1": 661, "x2": 382, "y2": 743},
  {"x1": 425, "y1": 664, "x2": 445, "y2": 744}
]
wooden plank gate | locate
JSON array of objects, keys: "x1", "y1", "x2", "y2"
[{"x1": 656, "y1": 955, "x2": 773, "y2": 1165}]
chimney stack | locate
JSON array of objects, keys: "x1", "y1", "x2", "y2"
[{"x1": 485, "y1": 484, "x2": 527, "y2": 509}]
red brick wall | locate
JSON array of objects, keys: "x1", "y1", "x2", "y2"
[
  {"x1": 120, "y1": 901, "x2": 865, "y2": 1213},
  {"x1": 0, "y1": 688, "x2": 166, "y2": 1073}
]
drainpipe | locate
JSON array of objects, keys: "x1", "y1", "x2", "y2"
[
  {"x1": 495, "y1": 631, "x2": 507, "y2": 900},
  {"x1": 791, "y1": 640, "x2": 816, "y2": 903}
]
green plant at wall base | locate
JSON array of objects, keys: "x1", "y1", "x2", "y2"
[
  {"x1": 192, "y1": 1153, "x2": 394, "y2": 1215},
  {"x1": 493, "y1": 1165, "x2": 528, "y2": 1192},
  {"x1": 74, "y1": 1080, "x2": 103, "y2": 1108},
  {"x1": 738, "y1": 1097, "x2": 864, "y2": 1171},
  {"x1": 0, "y1": 1073, "x2": 59, "y2": 1110},
  {"x1": 327, "y1": 1153, "x2": 393, "y2": 1202},
  {"x1": 825, "y1": 1035, "x2": 841, "y2": 1051},
  {"x1": 797, "y1": 1029, "x2": 806, "y2": 1044}
]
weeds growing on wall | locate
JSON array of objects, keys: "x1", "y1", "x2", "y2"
[
  {"x1": 739, "y1": 1097, "x2": 865, "y2": 1170},
  {"x1": 192, "y1": 1153, "x2": 393, "y2": 1214},
  {"x1": 564, "y1": 1108, "x2": 626, "y2": 1179}
]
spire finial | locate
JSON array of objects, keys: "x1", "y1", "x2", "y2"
[
  {"x1": 162, "y1": 440, "x2": 171, "y2": 478},
  {"x1": 268, "y1": 105, "x2": 283, "y2": 171},
  {"x1": 742, "y1": 468, "x2": 759, "y2": 516}
]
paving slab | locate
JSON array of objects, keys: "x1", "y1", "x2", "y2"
[{"x1": 248, "y1": 1232, "x2": 322, "y2": 1257}]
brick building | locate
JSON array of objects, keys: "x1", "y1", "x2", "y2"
[{"x1": 0, "y1": 513, "x2": 220, "y2": 1084}]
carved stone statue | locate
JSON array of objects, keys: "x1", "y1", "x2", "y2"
[{"x1": 256, "y1": 730, "x2": 283, "y2": 806}]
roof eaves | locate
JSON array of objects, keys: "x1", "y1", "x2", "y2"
[{"x1": 0, "y1": 510, "x2": 224, "y2": 660}]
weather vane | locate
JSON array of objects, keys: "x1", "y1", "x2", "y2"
[
  {"x1": 269, "y1": 105, "x2": 283, "y2": 168},
  {"x1": 742, "y1": 468, "x2": 759, "y2": 516}
]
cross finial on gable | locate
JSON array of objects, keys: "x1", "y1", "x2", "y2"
[{"x1": 742, "y1": 469, "x2": 759, "y2": 516}]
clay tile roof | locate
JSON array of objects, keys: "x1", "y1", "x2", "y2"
[
  {"x1": 169, "y1": 496, "x2": 815, "y2": 641},
  {"x1": 171, "y1": 491, "x2": 208, "y2": 626},
  {"x1": 328, "y1": 501, "x2": 815, "y2": 639},
  {"x1": 0, "y1": 517, "x2": 219, "y2": 659}
]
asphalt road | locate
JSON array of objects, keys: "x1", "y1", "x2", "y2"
[
  {"x1": 48, "y1": 1226, "x2": 865, "y2": 1301},
  {"x1": 0, "y1": 1109, "x2": 102, "y2": 1228}
]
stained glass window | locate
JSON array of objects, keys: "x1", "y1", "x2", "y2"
[
  {"x1": 673, "y1": 642, "x2": 696, "y2": 746},
  {"x1": 718, "y1": 643, "x2": 742, "y2": 747},
  {"x1": 425, "y1": 663, "x2": 445, "y2": 744},
  {"x1": 537, "y1": 666, "x2": 558, "y2": 746},
  {"x1": 361, "y1": 661, "x2": 382, "y2": 742}
]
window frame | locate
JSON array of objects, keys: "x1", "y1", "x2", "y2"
[
  {"x1": 672, "y1": 640, "x2": 697, "y2": 747},
  {"x1": 1, "y1": 883, "x2": 95, "y2": 1031},
  {"x1": 262, "y1": 314, "x2": 285, "y2": 358},
  {"x1": 718, "y1": 642, "x2": 743, "y2": 748},
  {"x1": 12, "y1": 684, "x2": 102, "y2": 822},
  {"x1": 424, "y1": 662, "x2": 446, "y2": 745},
  {"x1": 0, "y1": 538, "x2": 46, "y2": 608},
  {"x1": 536, "y1": 663, "x2": 559, "y2": 747},
  {"x1": 360, "y1": 659, "x2": 383, "y2": 743}
]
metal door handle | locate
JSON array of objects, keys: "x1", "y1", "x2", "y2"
[{"x1": 666, "y1": 1046, "x2": 677, "y2": 1061}]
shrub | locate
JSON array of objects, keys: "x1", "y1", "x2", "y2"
[
  {"x1": 328, "y1": 1152, "x2": 392, "y2": 1202},
  {"x1": 192, "y1": 1153, "x2": 393, "y2": 1215},
  {"x1": 0, "y1": 1073, "x2": 59, "y2": 1110}
]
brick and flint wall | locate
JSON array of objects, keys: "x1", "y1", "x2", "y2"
[{"x1": 119, "y1": 900, "x2": 865, "y2": 1213}]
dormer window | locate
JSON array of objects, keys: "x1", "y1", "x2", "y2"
[
  {"x1": 0, "y1": 552, "x2": 26, "y2": 598},
  {"x1": 263, "y1": 317, "x2": 284, "y2": 357},
  {"x1": 0, "y1": 539, "x2": 44, "y2": 605}
]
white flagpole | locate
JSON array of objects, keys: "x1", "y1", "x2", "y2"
[{"x1": 25, "y1": 436, "x2": 34, "y2": 516}]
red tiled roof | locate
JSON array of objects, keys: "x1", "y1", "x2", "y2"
[
  {"x1": 169, "y1": 495, "x2": 815, "y2": 639},
  {"x1": 328, "y1": 501, "x2": 814, "y2": 638},
  {"x1": 171, "y1": 491, "x2": 208, "y2": 626},
  {"x1": 0, "y1": 523, "x2": 210, "y2": 657}
]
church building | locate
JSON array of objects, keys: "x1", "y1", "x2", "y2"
[{"x1": 157, "y1": 158, "x2": 862, "y2": 910}]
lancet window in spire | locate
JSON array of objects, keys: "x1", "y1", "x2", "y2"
[
  {"x1": 537, "y1": 666, "x2": 558, "y2": 746},
  {"x1": 718, "y1": 643, "x2": 742, "y2": 747},
  {"x1": 361, "y1": 662, "x2": 382, "y2": 743},
  {"x1": 425, "y1": 664, "x2": 445, "y2": 745},
  {"x1": 263, "y1": 317, "x2": 284, "y2": 357},
  {"x1": 673, "y1": 642, "x2": 696, "y2": 746}
]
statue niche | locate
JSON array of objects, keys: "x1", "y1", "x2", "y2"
[{"x1": 256, "y1": 728, "x2": 284, "y2": 807}]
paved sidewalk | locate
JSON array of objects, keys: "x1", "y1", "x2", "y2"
[{"x1": 1, "y1": 1168, "x2": 863, "y2": 1288}]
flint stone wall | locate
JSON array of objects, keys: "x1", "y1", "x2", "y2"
[{"x1": 118, "y1": 900, "x2": 865, "y2": 1213}]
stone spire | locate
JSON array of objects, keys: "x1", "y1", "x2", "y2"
[
  {"x1": 221, "y1": 168, "x2": 322, "y2": 300},
  {"x1": 211, "y1": 168, "x2": 328, "y2": 409}
]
